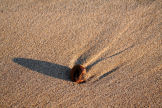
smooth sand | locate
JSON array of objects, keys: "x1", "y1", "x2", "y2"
[{"x1": 0, "y1": 0, "x2": 161, "y2": 107}]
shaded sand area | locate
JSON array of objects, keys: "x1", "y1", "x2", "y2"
[{"x1": 0, "y1": 0, "x2": 161, "y2": 107}]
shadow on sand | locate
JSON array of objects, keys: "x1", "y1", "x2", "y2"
[
  {"x1": 99, "y1": 66, "x2": 119, "y2": 80},
  {"x1": 13, "y1": 58, "x2": 71, "y2": 81},
  {"x1": 81, "y1": 44, "x2": 134, "y2": 72}
]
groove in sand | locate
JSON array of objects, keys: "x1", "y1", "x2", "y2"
[{"x1": 83, "y1": 20, "x2": 134, "y2": 67}]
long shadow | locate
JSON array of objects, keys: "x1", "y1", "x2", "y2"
[
  {"x1": 108, "y1": 44, "x2": 134, "y2": 58},
  {"x1": 92, "y1": 66, "x2": 119, "y2": 83},
  {"x1": 85, "y1": 44, "x2": 134, "y2": 72},
  {"x1": 13, "y1": 58, "x2": 71, "y2": 81},
  {"x1": 99, "y1": 66, "x2": 119, "y2": 80},
  {"x1": 86, "y1": 58, "x2": 104, "y2": 71}
]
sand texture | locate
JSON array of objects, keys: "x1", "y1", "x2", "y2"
[{"x1": 0, "y1": 0, "x2": 161, "y2": 107}]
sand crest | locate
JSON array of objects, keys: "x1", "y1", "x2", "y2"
[{"x1": 0, "y1": 0, "x2": 161, "y2": 107}]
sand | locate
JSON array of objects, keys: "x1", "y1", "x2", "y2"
[{"x1": 0, "y1": 0, "x2": 161, "y2": 107}]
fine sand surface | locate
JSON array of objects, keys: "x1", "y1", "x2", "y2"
[{"x1": 0, "y1": 0, "x2": 161, "y2": 107}]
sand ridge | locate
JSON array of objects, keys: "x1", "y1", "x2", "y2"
[{"x1": 0, "y1": 0, "x2": 161, "y2": 107}]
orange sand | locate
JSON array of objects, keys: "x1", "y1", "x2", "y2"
[{"x1": 0, "y1": 0, "x2": 161, "y2": 107}]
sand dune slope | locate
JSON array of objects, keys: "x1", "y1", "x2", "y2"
[{"x1": 0, "y1": 0, "x2": 161, "y2": 107}]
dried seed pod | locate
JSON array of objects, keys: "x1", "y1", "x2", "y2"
[{"x1": 70, "y1": 64, "x2": 86, "y2": 83}]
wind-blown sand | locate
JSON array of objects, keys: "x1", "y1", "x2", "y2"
[{"x1": 0, "y1": 0, "x2": 161, "y2": 107}]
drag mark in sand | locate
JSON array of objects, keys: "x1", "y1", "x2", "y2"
[
  {"x1": 83, "y1": 20, "x2": 134, "y2": 67},
  {"x1": 86, "y1": 44, "x2": 134, "y2": 72},
  {"x1": 99, "y1": 66, "x2": 120, "y2": 80}
]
